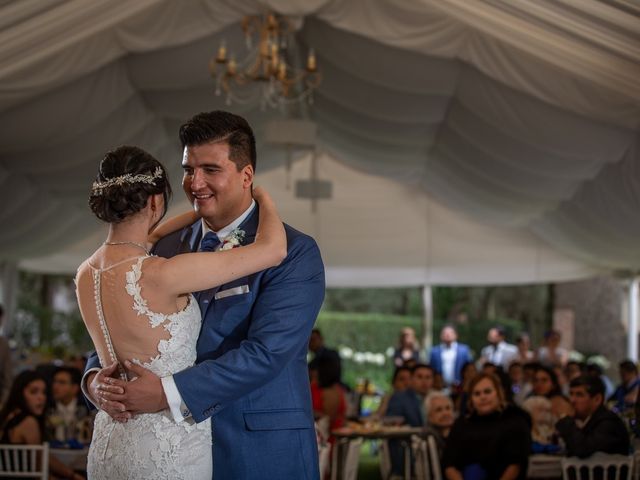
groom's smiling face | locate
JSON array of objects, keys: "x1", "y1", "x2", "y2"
[{"x1": 182, "y1": 141, "x2": 253, "y2": 230}]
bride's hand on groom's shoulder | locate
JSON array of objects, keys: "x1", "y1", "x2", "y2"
[{"x1": 252, "y1": 186, "x2": 271, "y2": 203}]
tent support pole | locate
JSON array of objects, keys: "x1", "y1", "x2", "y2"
[
  {"x1": 628, "y1": 276, "x2": 639, "y2": 362},
  {"x1": 422, "y1": 285, "x2": 433, "y2": 356},
  {"x1": 0, "y1": 261, "x2": 19, "y2": 335}
]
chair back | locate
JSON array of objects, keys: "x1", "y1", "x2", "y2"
[
  {"x1": 562, "y1": 453, "x2": 632, "y2": 480},
  {"x1": 412, "y1": 435, "x2": 443, "y2": 480},
  {"x1": 427, "y1": 435, "x2": 443, "y2": 480},
  {"x1": 412, "y1": 436, "x2": 431, "y2": 480},
  {"x1": 318, "y1": 442, "x2": 331, "y2": 479},
  {"x1": 0, "y1": 443, "x2": 49, "y2": 479},
  {"x1": 379, "y1": 440, "x2": 392, "y2": 480},
  {"x1": 343, "y1": 438, "x2": 362, "y2": 480}
]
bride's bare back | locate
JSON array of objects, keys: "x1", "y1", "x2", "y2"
[{"x1": 76, "y1": 250, "x2": 194, "y2": 379}]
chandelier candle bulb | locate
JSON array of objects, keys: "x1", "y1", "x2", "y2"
[
  {"x1": 227, "y1": 58, "x2": 237, "y2": 75},
  {"x1": 307, "y1": 50, "x2": 317, "y2": 72},
  {"x1": 216, "y1": 42, "x2": 226, "y2": 62}
]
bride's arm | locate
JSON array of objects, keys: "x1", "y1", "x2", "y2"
[
  {"x1": 147, "y1": 210, "x2": 199, "y2": 246},
  {"x1": 153, "y1": 187, "x2": 287, "y2": 295}
]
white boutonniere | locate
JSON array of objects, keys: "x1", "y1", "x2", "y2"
[{"x1": 220, "y1": 228, "x2": 245, "y2": 251}]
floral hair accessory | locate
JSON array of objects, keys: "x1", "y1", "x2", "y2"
[
  {"x1": 92, "y1": 166, "x2": 163, "y2": 195},
  {"x1": 220, "y1": 228, "x2": 246, "y2": 250}
]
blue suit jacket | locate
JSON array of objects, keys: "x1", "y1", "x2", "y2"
[
  {"x1": 429, "y1": 343, "x2": 472, "y2": 385},
  {"x1": 87, "y1": 207, "x2": 325, "y2": 479}
]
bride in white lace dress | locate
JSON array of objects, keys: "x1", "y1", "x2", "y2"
[{"x1": 74, "y1": 146, "x2": 285, "y2": 479}]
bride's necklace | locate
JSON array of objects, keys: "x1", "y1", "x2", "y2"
[{"x1": 103, "y1": 240, "x2": 150, "y2": 255}]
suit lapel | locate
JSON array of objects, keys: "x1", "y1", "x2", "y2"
[{"x1": 187, "y1": 220, "x2": 203, "y2": 252}]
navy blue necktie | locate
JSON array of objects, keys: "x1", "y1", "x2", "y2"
[
  {"x1": 197, "y1": 232, "x2": 221, "y2": 311},
  {"x1": 199, "y1": 232, "x2": 221, "y2": 253}
]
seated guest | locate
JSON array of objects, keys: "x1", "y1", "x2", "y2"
[
  {"x1": 565, "y1": 360, "x2": 585, "y2": 382},
  {"x1": 387, "y1": 364, "x2": 435, "y2": 476},
  {"x1": 586, "y1": 363, "x2": 615, "y2": 400},
  {"x1": 423, "y1": 391, "x2": 454, "y2": 462},
  {"x1": 522, "y1": 396, "x2": 555, "y2": 445},
  {"x1": 443, "y1": 373, "x2": 531, "y2": 480},
  {"x1": 610, "y1": 360, "x2": 640, "y2": 414},
  {"x1": 514, "y1": 333, "x2": 534, "y2": 363},
  {"x1": 554, "y1": 365, "x2": 570, "y2": 396},
  {"x1": 509, "y1": 361, "x2": 524, "y2": 397},
  {"x1": 453, "y1": 361, "x2": 477, "y2": 417},
  {"x1": 536, "y1": 329, "x2": 568, "y2": 368},
  {"x1": 311, "y1": 354, "x2": 346, "y2": 448},
  {"x1": 556, "y1": 375, "x2": 630, "y2": 458},
  {"x1": 387, "y1": 364, "x2": 435, "y2": 427},
  {"x1": 0, "y1": 370, "x2": 84, "y2": 480},
  {"x1": 47, "y1": 366, "x2": 91, "y2": 443},
  {"x1": 308, "y1": 328, "x2": 342, "y2": 383},
  {"x1": 531, "y1": 365, "x2": 573, "y2": 420},
  {"x1": 514, "y1": 362, "x2": 537, "y2": 406},
  {"x1": 376, "y1": 366, "x2": 411, "y2": 418}
]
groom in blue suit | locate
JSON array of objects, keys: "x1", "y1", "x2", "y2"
[
  {"x1": 429, "y1": 325, "x2": 472, "y2": 387},
  {"x1": 88, "y1": 111, "x2": 325, "y2": 479}
]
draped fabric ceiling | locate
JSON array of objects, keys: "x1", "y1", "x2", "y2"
[{"x1": 1, "y1": 0, "x2": 639, "y2": 286}]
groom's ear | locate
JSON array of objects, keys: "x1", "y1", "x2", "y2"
[{"x1": 241, "y1": 164, "x2": 254, "y2": 189}]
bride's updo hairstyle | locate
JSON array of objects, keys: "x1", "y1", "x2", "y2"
[{"x1": 89, "y1": 145, "x2": 172, "y2": 224}]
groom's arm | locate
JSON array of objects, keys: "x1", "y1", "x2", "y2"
[{"x1": 174, "y1": 234, "x2": 324, "y2": 422}]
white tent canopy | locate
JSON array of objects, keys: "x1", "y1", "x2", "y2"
[{"x1": 1, "y1": 0, "x2": 639, "y2": 286}]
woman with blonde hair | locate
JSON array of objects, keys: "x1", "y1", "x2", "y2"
[
  {"x1": 393, "y1": 327, "x2": 420, "y2": 367},
  {"x1": 443, "y1": 373, "x2": 531, "y2": 480}
]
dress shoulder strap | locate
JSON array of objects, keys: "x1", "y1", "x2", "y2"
[
  {"x1": 125, "y1": 256, "x2": 171, "y2": 328},
  {"x1": 87, "y1": 255, "x2": 147, "y2": 273}
]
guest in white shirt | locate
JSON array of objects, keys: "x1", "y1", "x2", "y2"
[
  {"x1": 478, "y1": 326, "x2": 518, "y2": 370},
  {"x1": 536, "y1": 330, "x2": 568, "y2": 368},
  {"x1": 515, "y1": 333, "x2": 534, "y2": 363},
  {"x1": 48, "y1": 367, "x2": 91, "y2": 443}
]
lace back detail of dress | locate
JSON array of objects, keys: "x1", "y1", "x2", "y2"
[
  {"x1": 122, "y1": 256, "x2": 201, "y2": 378},
  {"x1": 84, "y1": 255, "x2": 212, "y2": 480}
]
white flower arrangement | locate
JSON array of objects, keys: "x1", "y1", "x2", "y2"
[{"x1": 220, "y1": 228, "x2": 246, "y2": 251}]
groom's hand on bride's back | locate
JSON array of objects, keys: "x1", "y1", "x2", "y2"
[
  {"x1": 88, "y1": 362, "x2": 131, "y2": 423},
  {"x1": 98, "y1": 360, "x2": 168, "y2": 415}
]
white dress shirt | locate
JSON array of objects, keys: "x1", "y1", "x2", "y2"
[{"x1": 441, "y1": 342, "x2": 457, "y2": 386}]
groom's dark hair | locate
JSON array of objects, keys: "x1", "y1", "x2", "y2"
[{"x1": 179, "y1": 111, "x2": 256, "y2": 172}]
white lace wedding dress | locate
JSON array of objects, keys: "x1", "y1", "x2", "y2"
[{"x1": 76, "y1": 255, "x2": 212, "y2": 480}]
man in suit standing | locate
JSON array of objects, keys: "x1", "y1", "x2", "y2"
[
  {"x1": 556, "y1": 375, "x2": 629, "y2": 458},
  {"x1": 88, "y1": 111, "x2": 325, "y2": 479},
  {"x1": 429, "y1": 325, "x2": 473, "y2": 388},
  {"x1": 479, "y1": 326, "x2": 518, "y2": 370}
]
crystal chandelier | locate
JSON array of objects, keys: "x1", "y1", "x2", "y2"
[{"x1": 209, "y1": 12, "x2": 321, "y2": 110}]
